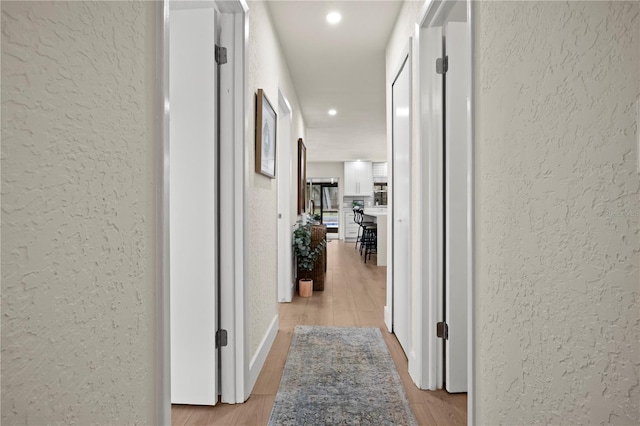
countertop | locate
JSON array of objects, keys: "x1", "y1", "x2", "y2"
[{"x1": 363, "y1": 207, "x2": 387, "y2": 217}]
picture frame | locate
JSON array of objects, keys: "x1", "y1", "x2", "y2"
[
  {"x1": 255, "y1": 89, "x2": 277, "y2": 178},
  {"x1": 297, "y1": 138, "x2": 307, "y2": 214}
]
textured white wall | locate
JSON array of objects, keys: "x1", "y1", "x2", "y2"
[
  {"x1": 247, "y1": 1, "x2": 306, "y2": 359},
  {"x1": 307, "y1": 161, "x2": 344, "y2": 181},
  {"x1": 1, "y1": 1, "x2": 158, "y2": 425},
  {"x1": 475, "y1": 2, "x2": 639, "y2": 424}
]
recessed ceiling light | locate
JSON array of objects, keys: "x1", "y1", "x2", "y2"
[
  {"x1": 326, "y1": 12, "x2": 342, "y2": 25},
  {"x1": 328, "y1": 109, "x2": 337, "y2": 116}
]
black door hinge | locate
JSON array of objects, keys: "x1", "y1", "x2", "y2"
[
  {"x1": 215, "y1": 45, "x2": 228, "y2": 65},
  {"x1": 437, "y1": 322, "x2": 449, "y2": 340},
  {"x1": 216, "y1": 329, "x2": 228, "y2": 348},
  {"x1": 436, "y1": 56, "x2": 448, "y2": 74}
]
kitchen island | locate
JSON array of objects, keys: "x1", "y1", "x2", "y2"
[{"x1": 363, "y1": 208, "x2": 387, "y2": 266}]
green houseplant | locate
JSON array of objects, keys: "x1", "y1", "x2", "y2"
[
  {"x1": 293, "y1": 220, "x2": 327, "y2": 296},
  {"x1": 293, "y1": 220, "x2": 326, "y2": 271}
]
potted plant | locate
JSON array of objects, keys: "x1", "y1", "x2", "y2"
[{"x1": 293, "y1": 220, "x2": 327, "y2": 297}]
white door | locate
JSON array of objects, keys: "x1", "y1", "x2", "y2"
[
  {"x1": 169, "y1": 6, "x2": 219, "y2": 405},
  {"x1": 277, "y1": 92, "x2": 293, "y2": 302},
  {"x1": 392, "y1": 53, "x2": 412, "y2": 356},
  {"x1": 444, "y1": 22, "x2": 469, "y2": 393}
]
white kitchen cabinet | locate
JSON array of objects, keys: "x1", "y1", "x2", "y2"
[
  {"x1": 344, "y1": 161, "x2": 373, "y2": 196},
  {"x1": 373, "y1": 162, "x2": 388, "y2": 184}
]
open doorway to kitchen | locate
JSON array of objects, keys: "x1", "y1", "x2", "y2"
[{"x1": 307, "y1": 178, "x2": 340, "y2": 240}]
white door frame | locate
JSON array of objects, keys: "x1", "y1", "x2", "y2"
[
  {"x1": 156, "y1": 0, "x2": 249, "y2": 421},
  {"x1": 415, "y1": 0, "x2": 474, "y2": 423},
  {"x1": 156, "y1": 2, "x2": 171, "y2": 422},
  {"x1": 277, "y1": 91, "x2": 293, "y2": 303},
  {"x1": 218, "y1": 2, "x2": 250, "y2": 405}
]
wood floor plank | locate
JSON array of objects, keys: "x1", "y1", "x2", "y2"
[
  {"x1": 210, "y1": 395, "x2": 275, "y2": 425},
  {"x1": 252, "y1": 366, "x2": 283, "y2": 395},
  {"x1": 421, "y1": 390, "x2": 467, "y2": 425},
  {"x1": 410, "y1": 404, "x2": 439, "y2": 426},
  {"x1": 172, "y1": 240, "x2": 467, "y2": 425},
  {"x1": 171, "y1": 405, "x2": 192, "y2": 426},
  {"x1": 332, "y1": 287, "x2": 360, "y2": 327},
  {"x1": 351, "y1": 286, "x2": 377, "y2": 312},
  {"x1": 182, "y1": 405, "x2": 214, "y2": 425},
  {"x1": 356, "y1": 308, "x2": 382, "y2": 327}
]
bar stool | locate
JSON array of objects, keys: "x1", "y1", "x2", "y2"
[
  {"x1": 362, "y1": 224, "x2": 377, "y2": 263},
  {"x1": 354, "y1": 207, "x2": 375, "y2": 253},
  {"x1": 353, "y1": 207, "x2": 363, "y2": 250}
]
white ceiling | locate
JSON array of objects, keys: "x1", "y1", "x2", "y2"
[{"x1": 267, "y1": 1, "x2": 404, "y2": 162}]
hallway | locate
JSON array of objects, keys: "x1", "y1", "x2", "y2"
[{"x1": 171, "y1": 241, "x2": 467, "y2": 425}]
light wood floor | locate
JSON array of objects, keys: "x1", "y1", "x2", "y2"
[{"x1": 172, "y1": 240, "x2": 467, "y2": 425}]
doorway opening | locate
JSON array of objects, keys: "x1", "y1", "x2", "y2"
[{"x1": 307, "y1": 178, "x2": 340, "y2": 240}]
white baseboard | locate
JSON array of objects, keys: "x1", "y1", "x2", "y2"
[
  {"x1": 248, "y1": 314, "x2": 279, "y2": 393},
  {"x1": 384, "y1": 305, "x2": 392, "y2": 332}
]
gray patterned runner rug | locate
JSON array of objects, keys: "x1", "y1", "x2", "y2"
[{"x1": 268, "y1": 326, "x2": 418, "y2": 425}]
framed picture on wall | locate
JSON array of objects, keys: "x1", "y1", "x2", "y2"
[
  {"x1": 297, "y1": 138, "x2": 307, "y2": 214},
  {"x1": 255, "y1": 89, "x2": 277, "y2": 178}
]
